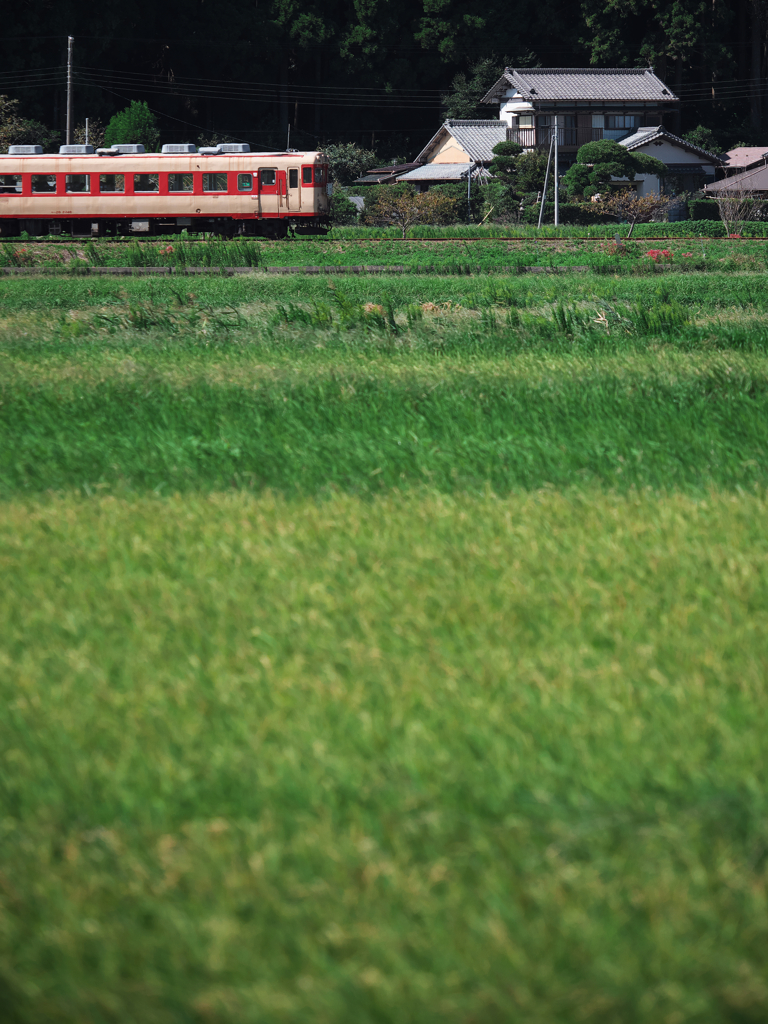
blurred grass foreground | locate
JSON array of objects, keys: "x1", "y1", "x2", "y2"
[{"x1": 1, "y1": 270, "x2": 768, "y2": 1023}]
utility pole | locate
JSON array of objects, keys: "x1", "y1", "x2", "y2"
[
  {"x1": 467, "y1": 160, "x2": 472, "y2": 223},
  {"x1": 538, "y1": 133, "x2": 555, "y2": 230},
  {"x1": 66, "y1": 36, "x2": 74, "y2": 146},
  {"x1": 553, "y1": 114, "x2": 559, "y2": 226}
]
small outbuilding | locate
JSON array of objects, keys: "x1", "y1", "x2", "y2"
[{"x1": 618, "y1": 125, "x2": 721, "y2": 195}]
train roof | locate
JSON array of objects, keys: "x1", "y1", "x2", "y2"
[{"x1": 0, "y1": 151, "x2": 324, "y2": 159}]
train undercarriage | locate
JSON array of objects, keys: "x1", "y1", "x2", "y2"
[{"x1": 0, "y1": 217, "x2": 330, "y2": 239}]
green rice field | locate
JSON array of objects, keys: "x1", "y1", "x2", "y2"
[
  {"x1": 1, "y1": 269, "x2": 767, "y2": 1023},
  {"x1": 4, "y1": 232, "x2": 768, "y2": 275}
]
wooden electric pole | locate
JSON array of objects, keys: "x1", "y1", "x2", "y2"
[{"x1": 66, "y1": 36, "x2": 74, "y2": 145}]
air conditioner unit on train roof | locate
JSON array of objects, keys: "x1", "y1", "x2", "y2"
[
  {"x1": 96, "y1": 144, "x2": 146, "y2": 155},
  {"x1": 198, "y1": 143, "x2": 251, "y2": 155},
  {"x1": 7, "y1": 145, "x2": 43, "y2": 155},
  {"x1": 59, "y1": 144, "x2": 94, "y2": 154},
  {"x1": 161, "y1": 144, "x2": 197, "y2": 154}
]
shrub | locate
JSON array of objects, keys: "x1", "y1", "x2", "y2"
[
  {"x1": 329, "y1": 190, "x2": 359, "y2": 225},
  {"x1": 688, "y1": 199, "x2": 721, "y2": 221},
  {"x1": 367, "y1": 186, "x2": 458, "y2": 236},
  {"x1": 430, "y1": 182, "x2": 484, "y2": 221},
  {"x1": 522, "y1": 201, "x2": 615, "y2": 226},
  {"x1": 360, "y1": 183, "x2": 414, "y2": 224}
]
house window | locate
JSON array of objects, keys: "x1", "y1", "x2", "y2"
[
  {"x1": 203, "y1": 173, "x2": 228, "y2": 192},
  {"x1": 134, "y1": 174, "x2": 159, "y2": 192},
  {"x1": 31, "y1": 175, "x2": 56, "y2": 193},
  {"x1": 168, "y1": 174, "x2": 193, "y2": 192},
  {"x1": 539, "y1": 114, "x2": 576, "y2": 128},
  {"x1": 237, "y1": 173, "x2": 253, "y2": 191},
  {"x1": 606, "y1": 115, "x2": 637, "y2": 129},
  {"x1": 100, "y1": 174, "x2": 124, "y2": 193},
  {"x1": 518, "y1": 114, "x2": 534, "y2": 128},
  {"x1": 604, "y1": 115, "x2": 638, "y2": 140}
]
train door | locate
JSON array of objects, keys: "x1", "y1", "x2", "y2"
[
  {"x1": 287, "y1": 167, "x2": 301, "y2": 211},
  {"x1": 258, "y1": 167, "x2": 278, "y2": 217},
  {"x1": 277, "y1": 170, "x2": 287, "y2": 215}
]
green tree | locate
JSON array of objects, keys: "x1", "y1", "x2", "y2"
[
  {"x1": 0, "y1": 95, "x2": 58, "y2": 153},
  {"x1": 682, "y1": 125, "x2": 721, "y2": 154},
  {"x1": 324, "y1": 143, "x2": 378, "y2": 185},
  {"x1": 104, "y1": 101, "x2": 160, "y2": 152},
  {"x1": 442, "y1": 54, "x2": 538, "y2": 120},
  {"x1": 513, "y1": 150, "x2": 551, "y2": 195},
  {"x1": 488, "y1": 140, "x2": 523, "y2": 188},
  {"x1": 562, "y1": 139, "x2": 666, "y2": 199}
]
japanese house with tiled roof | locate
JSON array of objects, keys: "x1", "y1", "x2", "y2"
[
  {"x1": 395, "y1": 120, "x2": 506, "y2": 187},
  {"x1": 481, "y1": 67, "x2": 679, "y2": 163},
  {"x1": 618, "y1": 125, "x2": 721, "y2": 194}
]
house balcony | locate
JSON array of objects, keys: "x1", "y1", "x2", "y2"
[{"x1": 506, "y1": 127, "x2": 605, "y2": 150}]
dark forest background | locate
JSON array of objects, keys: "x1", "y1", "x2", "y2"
[{"x1": 1, "y1": 0, "x2": 766, "y2": 159}]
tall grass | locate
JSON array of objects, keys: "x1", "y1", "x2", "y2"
[{"x1": 2, "y1": 289, "x2": 768, "y2": 496}]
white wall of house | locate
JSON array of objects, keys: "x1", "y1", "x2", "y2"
[
  {"x1": 499, "y1": 90, "x2": 534, "y2": 127},
  {"x1": 630, "y1": 138, "x2": 711, "y2": 167},
  {"x1": 631, "y1": 174, "x2": 660, "y2": 197}
]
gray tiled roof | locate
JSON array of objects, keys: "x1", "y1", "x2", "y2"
[
  {"x1": 398, "y1": 162, "x2": 491, "y2": 182},
  {"x1": 482, "y1": 67, "x2": 677, "y2": 104},
  {"x1": 620, "y1": 125, "x2": 721, "y2": 162},
  {"x1": 415, "y1": 120, "x2": 506, "y2": 164}
]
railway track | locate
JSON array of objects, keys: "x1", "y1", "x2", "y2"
[{"x1": 4, "y1": 234, "x2": 759, "y2": 244}]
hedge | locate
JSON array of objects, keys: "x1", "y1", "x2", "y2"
[{"x1": 688, "y1": 200, "x2": 721, "y2": 221}]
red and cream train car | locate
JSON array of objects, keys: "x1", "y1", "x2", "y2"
[{"x1": 0, "y1": 143, "x2": 330, "y2": 237}]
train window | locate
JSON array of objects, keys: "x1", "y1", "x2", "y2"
[
  {"x1": 134, "y1": 174, "x2": 159, "y2": 192},
  {"x1": 203, "y1": 173, "x2": 228, "y2": 192},
  {"x1": 288, "y1": 169, "x2": 298, "y2": 189},
  {"x1": 168, "y1": 174, "x2": 193, "y2": 192},
  {"x1": 65, "y1": 174, "x2": 90, "y2": 193},
  {"x1": 315, "y1": 166, "x2": 326, "y2": 185},
  {"x1": 302, "y1": 166, "x2": 312, "y2": 185},
  {"x1": 0, "y1": 175, "x2": 22, "y2": 193},
  {"x1": 31, "y1": 175, "x2": 56, "y2": 193},
  {"x1": 237, "y1": 173, "x2": 252, "y2": 191},
  {"x1": 260, "y1": 168, "x2": 276, "y2": 188},
  {"x1": 100, "y1": 174, "x2": 124, "y2": 193}
]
